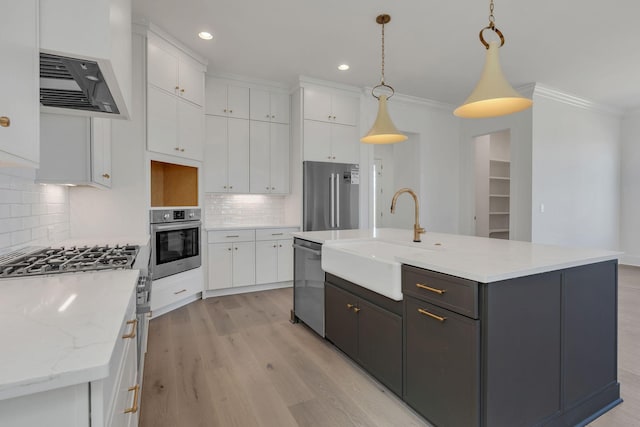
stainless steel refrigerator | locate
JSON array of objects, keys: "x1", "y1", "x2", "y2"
[{"x1": 303, "y1": 161, "x2": 359, "y2": 231}]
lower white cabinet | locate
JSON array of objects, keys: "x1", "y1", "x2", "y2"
[
  {"x1": 150, "y1": 267, "x2": 204, "y2": 313},
  {"x1": 0, "y1": 290, "x2": 139, "y2": 427},
  {"x1": 255, "y1": 229, "x2": 294, "y2": 284}
]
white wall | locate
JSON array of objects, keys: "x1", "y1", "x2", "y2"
[
  {"x1": 530, "y1": 94, "x2": 621, "y2": 250},
  {"x1": 620, "y1": 109, "x2": 640, "y2": 264},
  {"x1": 361, "y1": 94, "x2": 461, "y2": 233}
]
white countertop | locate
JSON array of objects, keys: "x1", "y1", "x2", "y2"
[
  {"x1": 0, "y1": 269, "x2": 139, "y2": 400},
  {"x1": 205, "y1": 224, "x2": 300, "y2": 231},
  {"x1": 293, "y1": 228, "x2": 621, "y2": 283}
]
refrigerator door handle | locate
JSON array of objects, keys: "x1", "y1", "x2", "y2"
[
  {"x1": 330, "y1": 173, "x2": 335, "y2": 228},
  {"x1": 336, "y1": 173, "x2": 340, "y2": 228}
]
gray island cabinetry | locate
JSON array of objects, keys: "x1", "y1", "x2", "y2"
[{"x1": 403, "y1": 260, "x2": 619, "y2": 427}]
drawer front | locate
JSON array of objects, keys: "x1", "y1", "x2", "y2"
[
  {"x1": 151, "y1": 269, "x2": 203, "y2": 311},
  {"x1": 255, "y1": 227, "x2": 298, "y2": 241},
  {"x1": 402, "y1": 265, "x2": 478, "y2": 319},
  {"x1": 208, "y1": 229, "x2": 255, "y2": 243}
]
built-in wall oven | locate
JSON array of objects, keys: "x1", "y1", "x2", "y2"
[{"x1": 150, "y1": 209, "x2": 201, "y2": 280}]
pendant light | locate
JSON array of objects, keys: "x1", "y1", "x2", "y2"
[
  {"x1": 454, "y1": 0, "x2": 532, "y2": 118},
  {"x1": 361, "y1": 14, "x2": 407, "y2": 144}
]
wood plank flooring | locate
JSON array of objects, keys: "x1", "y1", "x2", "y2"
[{"x1": 140, "y1": 266, "x2": 640, "y2": 427}]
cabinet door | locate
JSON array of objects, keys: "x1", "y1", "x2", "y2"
[
  {"x1": 227, "y1": 85, "x2": 250, "y2": 119},
  {"x1": 249, "y1": 121, "x2": 271, "y2": 194},
  {"x1": 325, "y1": 283, "x2": 358, "y2": 360},
  {"x1": 404, "y1": 297, "x2": 480, "y2": 427},
  {"x1": 108, "y1": 339, "x2": 138, "y2": 427},
  {"x1": 270, "y1": 92, "x2": 290, "y2": 124},
  {"x1": 269, "y1": 123, "x2": 290, "y2": 194},
  {"x1": 178, "y1": 55, "x2": 204, "y2": 106},
  {"x1": 147, "y1": 86, "x2": 178, "y2": 155},
  {"x1": 227, "y1": 118, "x2": 250, "y2": 193},
  {"x1": 208, "y1": 243, "x2": 233, "y2": 289},
  {"x1": 147, "y1": 34, "x2": 179, "y2": 95},
  {"x1": 91, "y1": 118, "x2": 112, "y2": 187},
  {"x1": 303, "y1": 120, "x2": 332, "y2": 162},
  {"x1": 276, "y1": 239, "x2": 293, "y2": 282},
  {"x1": 249, "y1": 88, "x2": 271, "y2": 122},
  {"x1": 177, "y1": 100, "x2": 204, "y2": 161},
  {"x1": 204, "y1": 79, "x2": 228, "y2": 116},
  {"x1": 37, "y1": 114, "x2": 90, "y2": 184},
  {"x1": 331, "y1": 93, "x2": 359, "y2": 126},
  {"x1": 204, "y1": 115, "x2": 229, "y2": 192},
  {"x1": 357, "y1": 298, "x2": 402, "y2": 396},
  {"x1": 303, "y1": 87, "x2": 332, "y2": 122},
  {"x1": 255, "y1": 240, "x2": 278, "y2": 285},
  {"x1": 232, "y1": 242, "x2": 255, "y2": 287},
  {"x1": 331, "y1": 123, "x2": 359, "y2": 164},
  {"x1": 0, "y1": 0, "x2": 39, "y2": 166}
]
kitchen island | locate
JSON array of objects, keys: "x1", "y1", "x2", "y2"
[{"x1": 292, "y1": 228, "x2": 622, "y2": 427}]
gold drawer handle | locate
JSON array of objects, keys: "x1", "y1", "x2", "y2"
[
  {"x1": 416, "y1": 283, "x2": 446, "y2": 295},
  {"x1": 0, "y1": 116, "x2": 10, "y2": 127},
  {"x1": 124, "y1": 384, "x2": 140, "y2": 414},
  {"x1": 102, "y1": 173, "x2": 110, "y2": 179},
  {"x1": 346, "y1": 303, "x2": 354, "y2": 310},
  {"x1": 418, "y1": 308, "x2": 447, "y2": 322},
  {"x1": 174, "y1": 289, "x2": 187, "y2": 295},
  {"x1": 353, "y1": 307, "x2": 361, "y2": 313},
  {"x1": 122, "y1": 319, "x2": 137, "y2": 339}
]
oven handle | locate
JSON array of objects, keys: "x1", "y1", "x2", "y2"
[
  {"x1": 292, "y1": 243, "x2": 321, "y2": 256},
  {"x1": 152, "y1": 222, "x2": 201, "y2": 232}
]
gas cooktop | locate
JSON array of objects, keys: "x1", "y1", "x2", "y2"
[{"x1": 0, "y1": 245, "x2": 140, "y2": 278}]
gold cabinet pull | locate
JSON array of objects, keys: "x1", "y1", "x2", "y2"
[
  {"x1": 174, "y1": 289, "x2": 187, "y2": 295},
  {"x1": 0, "y1": 116, "x2": 10, "y2": 127},
  {"x1": 416, "y1": 283, "x2": 446, "y2": 295},
  {"x1": 122, "y1": 319, "x2": 137, "y2": 339},
  {"x1": 102, "y1": 173, "x2": 110, "y2": 179},
  {"x1": 418, "y1": 308, "x2": 447, "y2": 322},
  {"x1": 353, "y1": 307, "x2": 361, "y2": 313},
  {"x1": 124, "y1": 384, "x2": 140, "y2": 414},
  {"x1": 346, "y1": 303, "x2": 354, "y2": 310}
]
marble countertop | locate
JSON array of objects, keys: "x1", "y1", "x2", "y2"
[
  {"x1": 293, "y1": 228, "x2": 621, "y2": 283},
  {"x1": 0, "y1": 269, "x2": 139, "y2": 400},
  {"x1": 205, "y1": 224, "x2": 300, "y2": 231}
]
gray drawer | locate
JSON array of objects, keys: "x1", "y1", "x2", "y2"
[{"x1": 402, "y1": 265, "x2": 478, "y2": 319}]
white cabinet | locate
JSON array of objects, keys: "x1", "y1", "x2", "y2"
[
  {"x1": 249, "y1": 121, "x2": 290, "y2": 194},
  {"x1": 0, "y1": 0, "x2": 39, "y2": 167},
  {"x1": 255, "y1": 230, "x2": 294, "y2": 285},
  {"x1": 151, "y1": 267, "x2": 204, "y2": 313},
  {"x1": 37, "y1": 114, "x2": 112, "y2": 188},
  {"x1": 303, "y1": 119, "x2": 359, "y2": 164},
  {"x1": 205, "y1": 78, "x2": 250, "y2": 119},
  {"x1": 147, "y1": 32, "x2": 205, "y2": 106},
  {"x1": 303, "y1": 87, "x2": 359, "y2": 126},
  {"x1": 204, "y1": 115, "x2": 250, "y2": 193},
  {"x1": 207, "y1": 230, "x2": 256, "y2": 289},
  {"x1": 250, "y1": 88, "x2": 290, "y2": 124},
  {"x1": 147, "y1": 86, "x2": 204, "y2": 161}
]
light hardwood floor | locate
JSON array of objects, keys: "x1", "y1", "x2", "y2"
[{"x1": 140, "y1": 266, "x2": 640, "y2": 427}]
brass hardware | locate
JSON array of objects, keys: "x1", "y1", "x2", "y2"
[
  {"x1": 353, "y1": 307, "x2": 361, "y2": 313},
  {"x1": 271, "y1": 115, "x2": 275, "y2": 118},
  {"x1": 223, "y1": 185, "x2": 227, "y2": 189},
  {"x1": 273, "y1": 244, "x2": 277, "y2": 248},
  {"x1": 226, "y1": 235, "x2": 240, "y2": 238},
  {"x1": 234, "y1": 247, "x2": 238, "y2": 250},
  {"x1": 0, "y1": 116, "x2": 10, "y2": 127},
  {"x1": 332, "y1": 116, "x2": 336, "y2": 120},
  {"x1": 418, "y1": 308, "x2": 447, "y2": 322},
  {"x1": 122, "y1": 319, "x2": 137, "y2": 339},
  {"x1": 229, "y1": 109, "x2": 233, "y2": 113},
  {"x1": 347, "y1": 303, "x2": 354, "y2": 309},
  {"x1": 279, "y1": 244, "x2": 282, "y2": 247},
  {"x1": 102, "y1": 173, "x2": 110, "y2": 179},
  {"x1": 271, "y1": 187, "x2": 275, "y2": 190},
  {"x1": 227, "y1": 247, "x2": 231, "y2": 251},
  {"x1": 327, "y1": 156, "x2": 331, "y2": 159},
  {"x1": 174, "y1": 147, "x2": 180, "y2": 151},
  {"x1": 180, "y1": 88, "x2": 185, "y2": 93},
  {"x1": 124, "y1": 384, "x2": 140, "y2": 413},
  {"x1": 266, "y1": 186, "x2": 270, "y2": 190},
  {"x1": 272, "y1": 233, "x2": 283, "y2": 236},
  {"x1": 479, "y1": 0, "x2": 505, "y2": 49},
  {"x1": 180, "y1": 148, "x2": 185, "y2": 152},
  {"x1": 229, "y1": 185, "x2": 233, "y2": 189},
  {"x1": 174, "y1": 289, "x2": 187, "y2": 295},
  {"x1": 328, "y1": 115, "x2": 332, "y2": 119},
  {"x1": 224, "y1": 109, "x2": 227, "y2": 113},
  {"x1": 416, "y1": 283, "x2": 447, "y2": 295},
  {"x1": 390, "y1": 188, "x2": 426, "y2": 242},
  {"x1": 175, "y1": 86, "x2": 180, "y2": 90},
  {"x1": 266, "y1": 114, "x2": 270, "y2": 118}
]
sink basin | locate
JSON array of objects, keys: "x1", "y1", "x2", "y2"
[{"x1": 322, "y1": 240, "x2": 434, "y2": 301}]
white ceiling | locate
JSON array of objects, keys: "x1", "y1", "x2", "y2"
[{"x1": 133, "y1": 0, "x2": 640, "y2": 112}]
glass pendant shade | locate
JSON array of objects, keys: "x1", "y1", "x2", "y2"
[
  {"x1": 361, "y1": 95, "x2": 408, "y2": 144},
  {"x1": 454, "y1": 41, "x2": 532, "y2": 118}
]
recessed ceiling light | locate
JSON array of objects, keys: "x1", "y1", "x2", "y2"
[
  {"x1": 198, "y1": 31, "x2": 213, "y2": 40},
  {"x1": 338, "y1": 64, "x2": 350, "y2": 71}
]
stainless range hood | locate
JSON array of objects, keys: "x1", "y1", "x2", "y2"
[{"x1": 39, "y1": 0, "x2": 132, "y2": 119}]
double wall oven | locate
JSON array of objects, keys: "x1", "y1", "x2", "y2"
[{"x1": 150, "y1": 208, "x2": 202, "y2": 280}]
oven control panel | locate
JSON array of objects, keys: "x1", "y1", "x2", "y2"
[{"x1": 150, "y1": 208, "x2": 201, "y2": 223}]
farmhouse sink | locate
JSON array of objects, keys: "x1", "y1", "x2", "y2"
[{"x1": 321, "y1": 240, "x2": 438, "y2": 301}]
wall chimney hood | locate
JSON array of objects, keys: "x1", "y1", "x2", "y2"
[{"x1": 39, "y1": 0, "x2": 132, "y2": 119}]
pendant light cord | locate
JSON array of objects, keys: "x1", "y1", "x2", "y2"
[
  {"x1": 372, "y1": 14, "x2": 394, "y2": 99},
  {"x1": 380, "y1": 20, "x2": 385, "y2": 85}
]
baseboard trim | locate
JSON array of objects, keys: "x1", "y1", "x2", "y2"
[
  {"x1": 620, "y1": 254, "x2": 640, "y2": 267},
  {"x1": 203, "y1": 281, "x2": 292, "y2": 299}
]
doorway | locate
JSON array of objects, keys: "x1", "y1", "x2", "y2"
[{"x1": 474, "y1": 130, "x2": 511, "y2": 239}]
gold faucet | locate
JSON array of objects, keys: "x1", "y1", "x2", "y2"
[{"x1": 390, "y1": 188, "x2": 426, "y2": 242}]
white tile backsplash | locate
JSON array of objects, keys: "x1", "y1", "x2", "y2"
[
  {"x1": 0, "y1": 170, "x2": 70, "y2": 253},
  {"x1": 205, "y1": 194, "x2": 286, "y2": 226}
]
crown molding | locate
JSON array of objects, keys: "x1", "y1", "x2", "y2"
[
  {"x1": 206, "y1": 72, "x2": 291, "y2": 91},
  {"x1": 530, "y1": 83, "x2": 623, "y2": 117},
  {"x1": 298, "y1": 76, "x2": 362, "y2": 94}
]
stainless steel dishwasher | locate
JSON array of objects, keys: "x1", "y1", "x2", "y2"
[{"x1": 292, "y1": 238, "x2": 324, "y2": 337}]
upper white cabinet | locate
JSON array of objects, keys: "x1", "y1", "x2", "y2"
[
  {"x1": 147, "y1": 32, "x2": 205, "y2": 107},
  {"x1": 205, "y1": 78, "x2": 250, "y2": 119},
  {"x1": 303, "y1": 120, "x2": 359, "y2": 164},
  {"x1": 249, "y1": 121, "x2": 290, "y2": 194},
  {"x1": 250, "y1": 89, "x2": 290, "y2": 124},
  {"x1": 37, "y1": 114, "x2": 112, "y2": 188},
  {"x1": 303, "y1": 87, "x2": 359, "y2": 126},
  {"x1": 146, "y1": 30, "x2": 206, "y2": 161},
  {"x1": 0, "y1": 0, "x2": 39, "y2": 167},
  {"x1": 204, "y1": 116, "x2": 250, "y2": 193}
]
